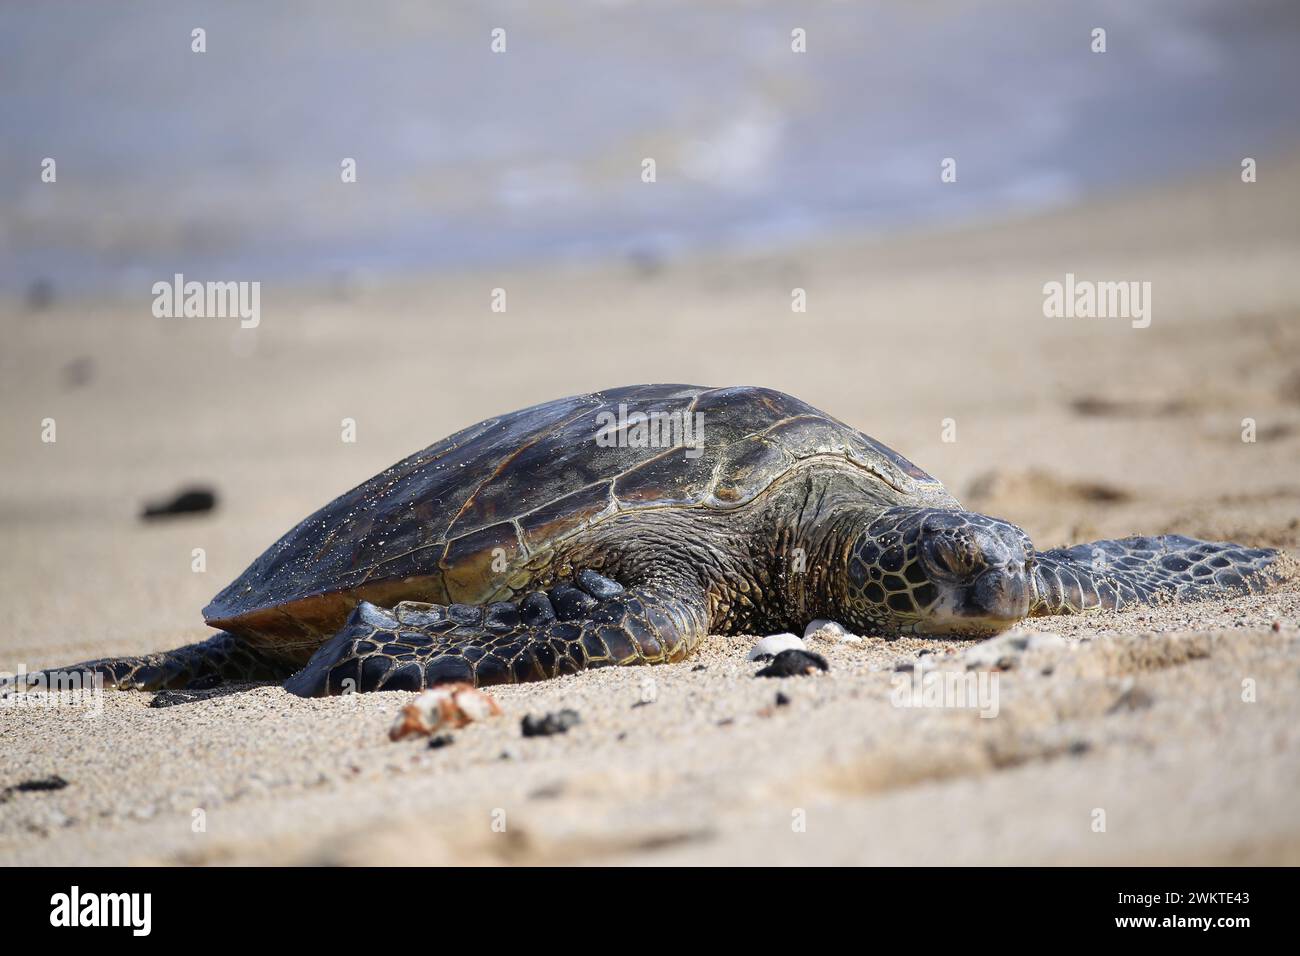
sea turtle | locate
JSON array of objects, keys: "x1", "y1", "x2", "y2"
[{"x1": 32, "y1": 384, "x2": 1286, "y2": 697}]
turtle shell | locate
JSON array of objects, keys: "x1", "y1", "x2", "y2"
[{"x1": 204, "y1": 384, "x2": 954, "y2": 641}]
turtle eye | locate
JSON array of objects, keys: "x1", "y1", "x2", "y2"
[{"x1": 927, "y1": 535, "x2": 974, "y2": 577}]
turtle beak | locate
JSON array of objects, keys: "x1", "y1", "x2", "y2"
[{"x1": 960, "y1": 563, "x2": 1030, "y2": 625}]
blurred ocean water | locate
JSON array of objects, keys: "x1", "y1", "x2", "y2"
[{"x1": 1, "y1": 0, "x2": 1298, "y2": 293}]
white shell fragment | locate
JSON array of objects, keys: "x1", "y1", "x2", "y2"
[
  {"x1": 389, "y1": 683, "x2": 503, "y2": 741},
  {"x1": 804, "y1": 619, "x2": 864, "y2": 644},
  {"x1": 747, "y1": 633, "x2": 805, "y2": 661}
]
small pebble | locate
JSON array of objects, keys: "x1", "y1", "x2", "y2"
[
  {"x1": 426, "y1": 734, "x2": 454, "y2": 749},
  {"x1": 755, "y1": 649, "x2": 829, "y2": 678},
  {"x1": 521, "y1": 709, "x2": 582, "y2": 737},
  {"x1": 0, "y1": 775, "x2": 70, "y2": 803},
  {"x1": 140, "y1": 486, "x2": 218, "y2": 521},
  {"x1": 775, "y1": 692, "x2": 791, "y2": 707},
  {"x1": 151, "y1": 689, "x2": 212, "y2": 708},
  {"x1": 389, "y1": 684, "x2": 502, "y2": 741}
]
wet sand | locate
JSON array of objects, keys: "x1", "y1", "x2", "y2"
[{"x1": 2, "y1": 156, "x2": 1299, "y2": 865}]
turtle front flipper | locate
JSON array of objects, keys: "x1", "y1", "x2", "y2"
[
  {"x1": 283, "y1": 571, "x2": 711, "y2": 697},
  {"x1": 1029, "y1": 534, "x2": 1286, "y2": 616},
  {"x1": 17, "y1": 632, "x2": 290, "y2": 693}
]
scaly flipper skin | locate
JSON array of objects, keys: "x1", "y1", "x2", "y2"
[
  {"x1": 1028, "y1": 535, "x2": 1282, "y2": 615},
  {"x1": 283, "y1": 571, "x2": 711, "y2": 696},
  {"x1": 21, "y1": 632, "x2": 289, "y2": 692}
]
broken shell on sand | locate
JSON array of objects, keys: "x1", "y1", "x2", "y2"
[
  {"x1": 804, "y1": 619, "x2": 864, "y2": 643},
  {"x1": 747, "y1": 632, "x2": 806, "y2": 660},
  {"x1": 388, "y1": 683, "x2": 503, "y2": 741}
]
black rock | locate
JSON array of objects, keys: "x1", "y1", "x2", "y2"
[
  {"x1": 141, "y1": 487, "x2": 218, "y2": 520},
  {"x1": 1, "y1": 775, "x2": 70, "y2": 802},
  {"x1": 427, "y1": 734, "x2": 454, "y2": 749},
  {"x1": 521, "y1": 709, "x2": 582, "y2": 737},
  {"x1": 755, "y1": 649, "x2": 829, "y2": 678},
  {"x1": 150, "y1": 690, "x2": 204, "y2": 708}
]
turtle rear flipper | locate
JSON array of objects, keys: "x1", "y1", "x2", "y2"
[
  {"x1": 284, "y1": 571, "x2": 711, "y2": 697},
  {"x1": 18, "y1": 632, "x2": 290, "y2": 693},
  {"x1": 1029, "y1": 535, "x2": 1285, "y2": 616}
]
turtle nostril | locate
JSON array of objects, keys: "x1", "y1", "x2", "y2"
[{"x1": 968, "y1": 567, "x2": 1030, "y2": 619}]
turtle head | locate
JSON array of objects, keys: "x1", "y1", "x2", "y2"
[{"x1": 841, "y1": 507, "x2": 1033, "y2": 637}]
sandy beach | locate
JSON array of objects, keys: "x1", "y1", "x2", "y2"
[{"x1": 2, "y1": 156, "x2": 1299, "y2": 866}]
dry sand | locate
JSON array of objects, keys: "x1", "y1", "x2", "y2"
[{"x1": 2, "y1": 157, "x2": 1299, "y2": 865}]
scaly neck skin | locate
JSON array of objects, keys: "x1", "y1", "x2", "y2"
[
  {"x1": 572, "y1": 469, "x2": 929, "y2": 636},
  {"x1": 763, "y1": 472, "x2": 902, "y2": 632},
  {"x1": 777, "y1": 507, "x2": 864, "y2": 629}
]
